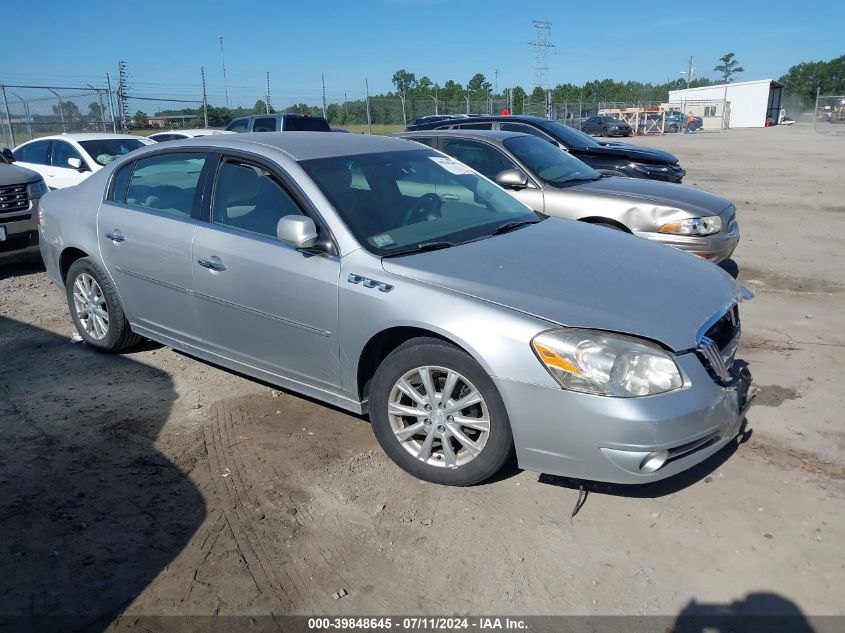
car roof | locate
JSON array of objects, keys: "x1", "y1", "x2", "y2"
[
  {"x1": 160, "y1": 131, "x2": 422, "y2": 161},
  {"x1": 150, "y1": 129, "x2": 233, "y2": 137},
  {"x1": 399, "y1": 130, "x2": 527, "y2": 142},
  {"x1": 19, "y1": 133, "x2": 149, "y2": 144}
]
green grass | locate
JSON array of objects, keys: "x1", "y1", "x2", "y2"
[{"x1": 341, "y1": 123, "x2": 405, "y2": 135}]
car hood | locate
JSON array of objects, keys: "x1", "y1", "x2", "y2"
[
  {"x1": 0, "y1": 163, "x2": 42, "y2": 185},
  {"x1": 565, "y1": 176, "x2": 733, "y2": 217},
  {"x1": 578, "y1": 142, "x2": 680, "y2": 165},
  {"x1": 381, "y1": 219, "x2": 738, "y2": 352}
]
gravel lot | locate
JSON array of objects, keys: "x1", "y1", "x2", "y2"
[{"x1": 1, "y1": 125, "x2": 843, "y2": 626}]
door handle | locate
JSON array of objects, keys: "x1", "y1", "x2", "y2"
[
  {"x1": 197, "y1": 258, "x2": 226, "y2": 272},
  {"x1": 441, "y1": 193, "x2": 460, "y2": 201},
  {"x1": 105, "y1": 231, "x2": 125, "y2": 243}
]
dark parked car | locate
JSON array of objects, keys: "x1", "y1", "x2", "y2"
[
  {"x1": 405, "y1": 115, "x2": 685, "y2": 183},
  {"x1": 581, "y1": 116, "x2": 632, "y2": 137}
]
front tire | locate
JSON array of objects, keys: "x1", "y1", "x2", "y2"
[
  {"x1": 66, "y1": 257, "x2": 141, "y2": 352},
  {"x1": 369, "y1": 338, "x2": 514, "y2": 486}
]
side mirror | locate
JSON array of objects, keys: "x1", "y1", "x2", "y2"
[
  {"x1": 277, "y1": 215, "x2": 318, "y2": 249},
  {"x1": 495, "y1": 169, "x2": 529, "y2": 190},
  {"x1": 67, "y1": 157, "x2": 87, "y2": 171},
  {"x1": 1, "y1": 148, "x2": 14, "y2": 163}
]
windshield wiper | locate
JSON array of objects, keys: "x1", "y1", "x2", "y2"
[
  {"x1": 381, "y1": 241, "x2": 457, "y2": 258},
  {"x1": 550, "y1": 176, "x2": 602, "y2": 186},
  {"x1": 487, "y1": 219, "x2": 541, "y2": 236}
]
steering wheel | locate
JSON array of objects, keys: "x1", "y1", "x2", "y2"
[{"x1": 402, "y1": 193, "x2": 442, "y2": 225}]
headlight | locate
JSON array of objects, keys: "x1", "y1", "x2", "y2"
[
  {"x1": 532, "y1": 329, "x2": 683, "y2": 397},
  {"x1": 28, "y1": 180, "x2": 49, "y2": 198},
  {"x1": 658, "y1": 216, "x2": 722, "y2": 236},
  {"x1": 630, "y1": 163, "x2": 671, "y2": 174}
]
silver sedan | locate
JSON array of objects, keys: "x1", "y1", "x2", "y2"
[
  {"x1": 399, "y1": 130, "x2": 740, "y2": 263},
  {"x1": 38, "y1": 133, "x2": 753, "y2": 486}
]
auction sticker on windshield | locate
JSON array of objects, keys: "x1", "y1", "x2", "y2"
[
  {"x1": 371, "y1": 233, "x2": 395, "y2": 248},
  {"x1": 429, "y1": 156, "x2": 474, "y2": 175}
]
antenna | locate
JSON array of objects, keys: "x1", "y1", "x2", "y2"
[
  {"x1": 529, "y1": 20, "x2": 555, "y2": 90},
  {"x1": 219, "y1": 35, "x2": 229, "y2": 109}
]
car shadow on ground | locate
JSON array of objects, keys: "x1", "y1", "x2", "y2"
[
  {"x1": 0, "y1": 316, "x2": 206, "y2": 632},
  {"x1": 0, "y1": 257, "x2": 45, "y2": 281},
  {"x1": 672, "y1": 592, "x2": 818, "y2": 632}
]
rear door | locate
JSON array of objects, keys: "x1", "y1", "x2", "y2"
[
  {"x1": 11, "y1": 140, "x2": 52, "y2": 186},
  {"x1": 97, "y1": 150, "x2": 209, "y2": 343},
  {"x1": 191, "y1": 154, "x2": 341, "y2": 389}
]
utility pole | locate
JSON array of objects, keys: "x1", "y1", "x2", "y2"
[
  {"x1": 812, "y1": 86, "x2": 820, "y2": 133},
  {"x1": 321, "y1": 74, "x2": 327, "y2": 119},
  {"x1": 48, "y1": 88, "x2": 66, "y2": 134},
  {"x1": 219, "y1": 36, "x2": 229, "y2": 109},
  {"x1": 465, "y1": 91, "x2": 470, "y2": 115},
  {"x1": 105, "y1": 72, "x2": 117, "y2": 133},
  {"x1": 494, "y1": 67, "x2": 499, "y2": 95},
  {"x1": 365, "y1": 77, "x2": 372, "y2": 134},
  {"x1": 266, "y1": 71, "x2": 271, "y2": 113},
  {"x1": 117, "y1": 60, "x2": 129, "y2": 131},
  {"x1": 529, "y1": 20, "x2": 555, "y2": 91},
  {"x1": 201, "y1": 66, "x2": 209, "y2": 127}
]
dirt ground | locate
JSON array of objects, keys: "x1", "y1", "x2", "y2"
[{"x1": 1, "y1": 126, "x2": 843, "y2": 628}]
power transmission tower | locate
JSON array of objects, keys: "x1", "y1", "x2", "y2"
[
  {"x1": 529, "y1": 20, "x2": 555, "y2": 91},
  {"x1": 219, "y1": 36, "x2": 229, "y2": 109},
  {"x1": 201, "y1": 66, "x2": 209, "y2": 127},
  {"x1": 266, "y1": 71, "x2": 271, "y2": 113}
]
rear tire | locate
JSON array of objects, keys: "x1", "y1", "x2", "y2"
[
  {"x1": 66, "y1": 257, "x2": 141, "y2": 353},
  {"x1": 369, "y1": 337, "x2": 514, "y2": 486}
]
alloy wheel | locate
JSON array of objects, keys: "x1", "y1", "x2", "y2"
[
  {"x1": 72, "y1": 273, "x2": 109, "y2": 340},
  {"x1": 387, "y1": 365, "x2": 490, "y2": 469}
]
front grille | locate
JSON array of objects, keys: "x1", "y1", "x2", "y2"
[
  {"x1": 0, "y1": 184, "x2": 29, "y2": 214},
  {"x1": 698, "y1": 305, "x2": 740, "y2": 382},
  {"x1": 0, "y1": 212, "x2": 31, "y2": 224}
]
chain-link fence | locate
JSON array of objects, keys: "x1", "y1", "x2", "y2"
[
  {"x1": 812, "y1": 95, "x2": 845, "y2": 133},
  {"x1": 0, "y1": 84, "x2": 117, "y2": 147}
]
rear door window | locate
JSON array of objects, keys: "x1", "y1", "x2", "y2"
[
  {"x1": 125, "y1": 152, "x2": 207, "y2": 218},
  {"x1": 252, "y1": 117, "x2": 278, "y2": 132},
  {"x1": 13, "y1": 140, "x2": 50, "y2": 165},
  {"x1": 283, "y1": 117, "x2": 330, "y2": 131}
]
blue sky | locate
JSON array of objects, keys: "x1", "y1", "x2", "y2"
[{"x1": 1, "y1": 0, "x2": 842, "y2": 107}]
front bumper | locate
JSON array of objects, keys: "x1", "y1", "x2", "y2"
[
  {"x1": 629, "y1": 164, "x2": 686, "y2": 183},
  {"x1": 496, "y1": 354, "x2": 752, "y2": 484},
  {"x1": 636, "y1": 220, "x2": 740, "y2": 264},
  {"x1": 0, "y1": 195, "x2": 41, "y2": 261}
]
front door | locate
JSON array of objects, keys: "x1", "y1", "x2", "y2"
[
  {"x1": 48, "y1": 140, "x2": 88, "y2": 189},
  {"x1": 192, "y1": 156, "x2": 341, "y2": 390},
  {"x1": 97, "y1": 151, "x2": 208, "y2": 342}
]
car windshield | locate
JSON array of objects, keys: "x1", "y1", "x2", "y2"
[
  {"x1": 504, "y1": 136, "x2": 600, "y2": 185},
  {"x1": 534, "y1": 119, "x2": 601, "y2": 149},
  {"x1": 79, "y1": 139, "x2": 146, "y2": 166},
  {"x1": 300, "y1": 149, "x2": 540, "y2": 255}
]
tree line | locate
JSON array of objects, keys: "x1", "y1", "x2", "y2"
[{"x1": 143, "y1": 51, "x2": 842, "y2": 127}]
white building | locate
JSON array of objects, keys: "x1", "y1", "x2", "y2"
[{"x1": 668, "y1": 79, "x2": 785, "y2": 129}]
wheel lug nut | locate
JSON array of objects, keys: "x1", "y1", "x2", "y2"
[
  {"x1": 447, "y1": 415, "x2": 453, "y2": 422},
  {"x1": 438, "y1": 403, "x2": 445, "y2": 409},
  {"x1": 424, "y1": 418, "x2": 430, "y2": 424},
  {"x1": 437, "y1": 425, "x2": 446, "y2": 433},
  {"x1": 424, "y1": 404, "x2": 432, "y2": 411}
]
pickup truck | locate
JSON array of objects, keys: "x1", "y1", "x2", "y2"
[{"x1": 225, "y1": 114, "x2": 331, "y2": 133}]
